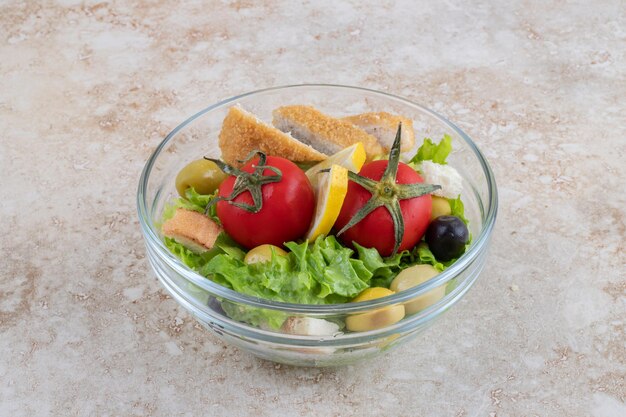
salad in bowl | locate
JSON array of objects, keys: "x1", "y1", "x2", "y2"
[{"x1": 138, "y1": 85, "x2": 497, "y2": 366}]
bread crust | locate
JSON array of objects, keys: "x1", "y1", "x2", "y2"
[
  {"x1": 162, "y1": 208, "x2": 222, "y2": 252},
  {"x1": 272, "y1": 105, "x2": 384, "y2": 158},
  {"x1": 343, "y1": 112, "x2": 415, "y2": 152},
  {"x1": 218, "y1": 106, "x2": 327, "y2": 166}
]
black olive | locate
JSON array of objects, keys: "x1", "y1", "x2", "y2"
[
  {"x1": 207, "y1": 296, "x2": 225, "y2": 315},
  {"x1": 425, "y1": 215, "x2": 469, "y2": 261}
]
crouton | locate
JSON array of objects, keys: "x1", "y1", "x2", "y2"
[
  {"x1": 162, "y1": 208, "x2": 222, "y2": 252},
  {"x1": 342, "y1": 112, "x2": 415, "y2": 152},
  {"x1": 272, "y1": 105, "x2": 384, "y2": 159},
  {"x1": 218, "y1": 106, "x2": 327, "y2": 167}
]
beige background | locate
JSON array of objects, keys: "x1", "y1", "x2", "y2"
[{"x1": 1, "y1": 1, "x2": 625, "y2": 416}]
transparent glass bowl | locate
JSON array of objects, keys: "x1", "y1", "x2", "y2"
[{"x1": 137, "y1": 85, "x2": 498, "y2": 366}]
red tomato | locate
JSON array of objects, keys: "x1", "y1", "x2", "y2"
[
  {"x1": 334, "y1": 160, "x2": 432, "y2": 256},
  {"x1": 216, "y1": 156, "x2": 315, "y2": 249}
]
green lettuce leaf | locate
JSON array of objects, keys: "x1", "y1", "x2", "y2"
[
  {"x1": 447, "y1": 195, "x2": 472, "y2": 254},
  {"x1": 200, "y1": 236, "x2": 406, "y2": 328},
  {"x1": 210, "y1": 233, "x2": 246, "y2": 261},
  {"x1": 200, "y1": 243, "x2": 320, "y2": 328},
  {"x1": 410, "y1": 135, "x2": 453, "y2": 165},
  {"x1": 448, "y1": 195, "x2": 468, "y2": 225},
  {"x1": 161, "y1": 187, "x2": 220, "y2": 224},
  {"x1": 354, "y1": 243, "x2": 403, "y2": 288},
  {"x1": 414, "y1": 242, "x2": 445, "y2": 271},
  {"x1": 221, "y1": 301, "x2": 287, "y2": 330},
  {"x1": 164, "y1": 237, "x2": 214, "y2": 270},
  {"x1": 285, "y1": 236, "x2": 370, "y2": 299},
  {"x1": 164, "y1": 232, "x2": 245, "y2": 274}
]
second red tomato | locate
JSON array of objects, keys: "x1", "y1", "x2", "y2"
[{"x1": 334, "y1": 160, "x2": 432, "y2": 257}]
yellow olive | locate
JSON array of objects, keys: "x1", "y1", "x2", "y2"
[
  {"x1": 345, "y1": 287, "x2": 405, "y2": 332},
  {"x1": 244, "y1": 244, "x2": 288, "y2": 264},
  {"x1": 390, "y1": 264, "x2": 445, "y2": 315},
  {"x1": 175, "y1": 159, "x2": 227, "y2": 197},
  {"x1": 430, "y1": 196, "x2": 452, "y2": 220}
]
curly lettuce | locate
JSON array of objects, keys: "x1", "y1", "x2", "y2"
[
  {"x1": 203, "y1": 236, "x2": 380, "y2": 305},
  {"x1": 161, "y1": 187, "x2": 219, "y2": 224},
  {"x1": 410, "y1": 134, "x2": 453, "y2": 165},
  {"x1": 448, "y1": 195, "x2": 468, "y2": 225},
  {"x1": 196, "y1": 236, "x2": 409, "y2": 328}
]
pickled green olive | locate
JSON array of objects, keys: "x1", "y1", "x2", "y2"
[
  {"x1": 345, "y1": 287, "x2": 405, "y2": 332},
  {"x1": 175, "y1": 159, "x2": 227, "y2": 197},
  {"x1": 244, "y1": 244, "x2": 288, "y2": 264},
  {"x1": 390, "y1": 264, "x2": 445, "y2": 315},
  {"x1": 430, "y1": 196, "x2": 452, "y2": 220}
]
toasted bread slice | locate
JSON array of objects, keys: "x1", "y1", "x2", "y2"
[
  {"x1": 272, "y1": 105, "x2": 384, "y2": 159},
  {"x1": 218, "y1": 106, "x2": 327, "y2": 166},
  {"x1": 342, "y1": 112, "x2": 415, "y2": 152},
  {"x1": 162, "y1": 208, "x2": 222, "y2": 253}
]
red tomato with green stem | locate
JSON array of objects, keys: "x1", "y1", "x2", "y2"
[
  {"x1": 334, "y1": 125, "x2": 440, "y2": 257},
  {"x1": 206, "y1": 152, "x2": 315, "y2": 249},
  {"x1": 335, "y1": 162, "x2": 433, "y2": 256}
]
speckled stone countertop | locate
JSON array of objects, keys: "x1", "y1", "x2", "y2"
[{"x1": 1, "y1": 1, "x2": 624, "y2": 416}]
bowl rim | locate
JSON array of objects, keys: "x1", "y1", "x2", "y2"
[{"x1": 137, "y1": 83, "x2": 498, "y2": 314}]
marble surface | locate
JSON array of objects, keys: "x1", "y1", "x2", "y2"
[{"x1": 1, "y1": 1, "x2": 625, "y2": 415}]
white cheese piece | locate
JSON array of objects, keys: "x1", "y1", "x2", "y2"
[
  {"x1": 420, "y1": 160, "x2": 463, "y2": 198},
  {"x1": 281, "y1": 317, "x2": 340, "y2": 336}
]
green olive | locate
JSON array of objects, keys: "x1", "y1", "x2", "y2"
[
  {"x1": 345, "y1": 287, "x2": 405, "y2": 332},
  {"x1": 175, "y1": 159, "x2": 227, "y2": 198},
  {"x1": 430, "y1": 196, "x2": 452, "y2": 220},
  {"x1": 244, "y1": 244, "x2": 288, "y2": 264},
  {"x1": 390, "y1": 264, "x2": 445, "y2": 315}
]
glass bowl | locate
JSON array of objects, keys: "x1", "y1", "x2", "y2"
[{"x1": 137, "y1": 84, "x2": 498, "y2": 367}]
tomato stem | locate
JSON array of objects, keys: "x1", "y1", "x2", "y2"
[
  {"x1": 336, "y1": 195, "x2": 384, "y2": 236},
  {"x1": 204, "y1": 150, "x2": 282, "y2": 214},
  {"x1": 336, "y1": 124, "x2": 441, "y2": 255},
  {"x1": 387, "y1": 199, "x2": 405, "y2": 254},
  {"x1": 381, "y1": 123, "x2": 403, "y2": 183}
]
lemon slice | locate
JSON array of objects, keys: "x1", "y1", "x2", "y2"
[
  {"x1": 306, "y1": 142, "x2": 366, "y2": 188},
  {"x1": 306, "y1": 164, "x2": 349, "y2": 241}
]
